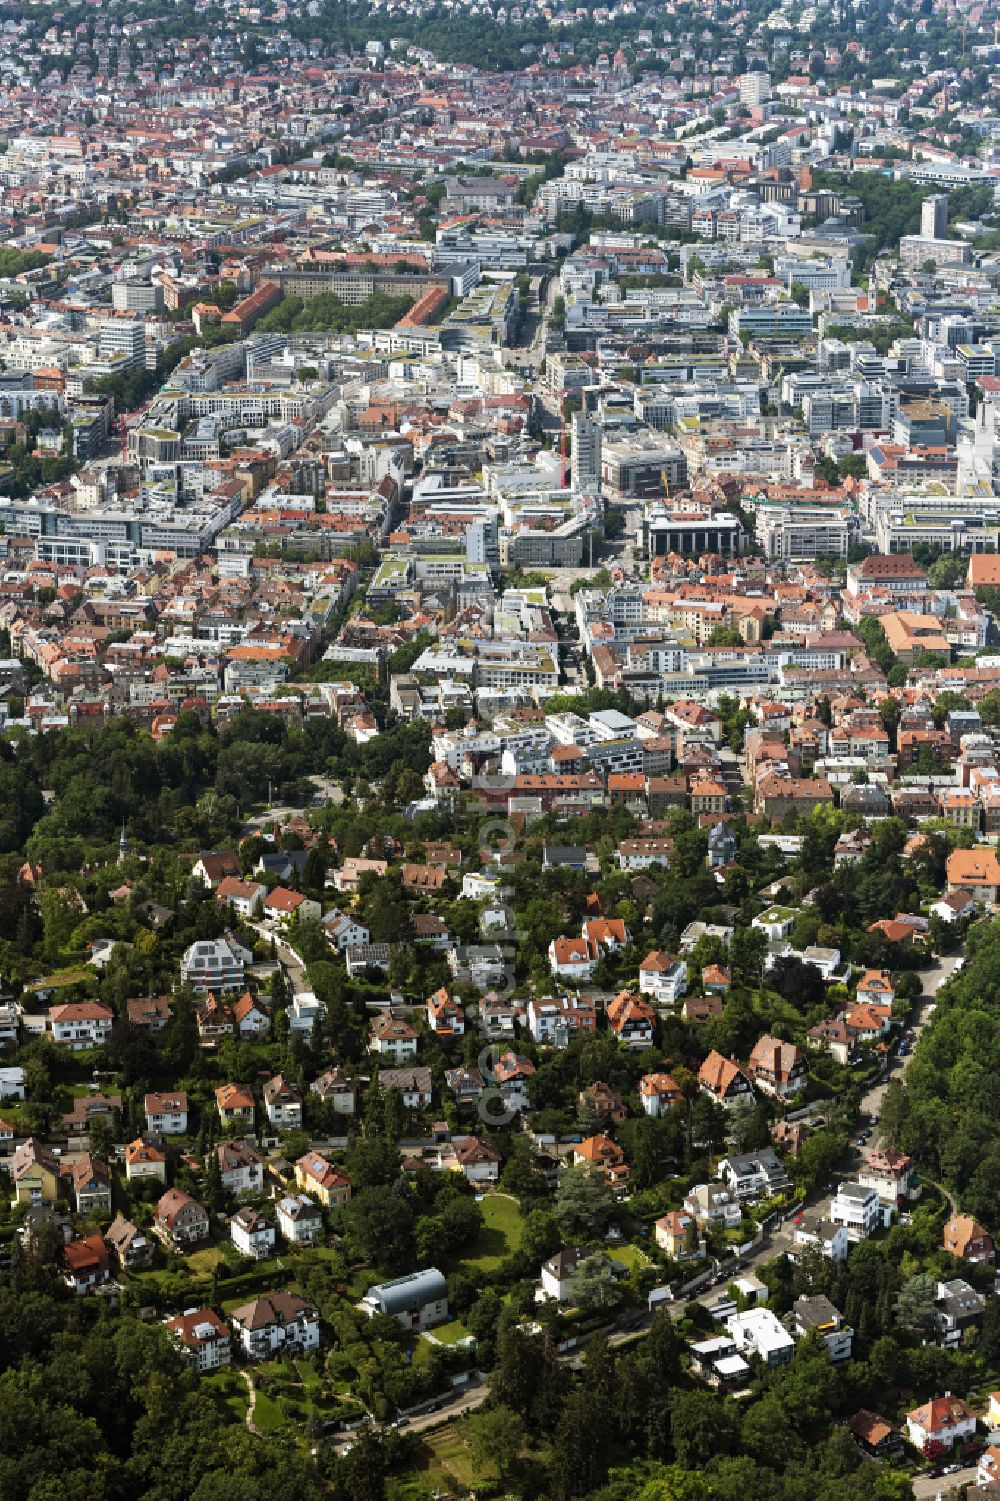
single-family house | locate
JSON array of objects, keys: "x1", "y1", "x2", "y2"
[
  {"x1": 747, "y1": 1036, "x2": 807, "y2": 1098},
  {"x1": 156, "y1": 1188, "x2": 209, "y2": 1247},
  {"x1": 216, "y1": 1082, "x2": 255, "y2": 1127},
  {"x1": 906, "y1": 1394, "x2": 977, "y2": 1452},
  {"x1": 263, "y1": 1075, "x2": 303, "y2": 1131},
  {"x1": 69, "y1": 1154, "x2": 112, "y2": 1215},
  {"x1": 295, "y1": 1151, "x2": 351, "y2": 1209},
  {"x1": 49, "y1": 1001, "x2": 113, "y2": 1050},
  {"x1": 231, "y1": 1207, "x2": 277, "y2": 1262},
  {"x1": 573, "y1": 1134, "x2": 629, "y2": 1195},
  {"x1": 378, "y1": 1066, "x2": 433, "y2": 1110},
  {"x1": 312, "y1": 1067, "x2": 357, "y2": 1115},
  {"x1": 655, "y1": 1210, "x2": 704, "y2": 1260},
  {"x1": 638, "y1": 950, "x2": 688, "y2": 1006},
  {"x1": 144, "y1": 1091, "x2": 189, "y2": 1135},
  {"x1": 63, "y1": 1233, "x2": 111, "y2": 1295},
  {"x1": 124, "y1": 1138, "x2": 167, "y2": 1183},
  {"x1": 12, "y1": 1138, "x2": 60, "y2": 1204},
  {"x1": 792, "y1": 1294, "x2": 853, "y2": 1362},
  {"x1": 233, "y1": 993, "x2": 271, "y2": 1038},
  {"x1": 718, "y1": 1148, "x2": 791, "y2": 1201},
  {"x1": 606, "y1": 990, "x2": 656, "y2": 1049},
  {"x1": 105, "y1": 1214, "x2": 152, "y2": 1271},
  {"x1": 829, "y1": 1181, "x2": 884, "y2": 1241},
  {"x1": 324, "y1": 908, "x2": 371, "y2": 951},
  {"x1": 698, "y1": 1050, "x2": 754, "y2": 1107},
  {"x1": 215, "y1": 877, "x2": 266, "y2": 917},
  {"x1": 427, "y1": 986, "x2": 465, "y2": 1038},
  {"x1": 451, "y1": 1135, "x2": 502, "y2": 1183},
  {"x1": 943, "y1": 1214, "x2": 995, "y2": 1265},
  {"x1": 548, "y1": 935, "x2": 597, "y2": 982},
  {"x1": 369, "y1": 1014, "x2": 419, "y2": 1062},
  {"x1": 276, "y1": 1193, "x2": 323, "y2": 1244},
  {"x1": 639, "y1": 1071, "x2": 683, "y2": 1118},
  {"x1": 936, "y1": 1277, "x2": 986, "y2": 1349},
  {"x1": 726, "y1": 1308, "x2": 795, "y2": 1367},
  {"x1": 217, "y1": 1139, "x2": 264, "y2": 1195},
  {"x1": 262, "y1": 888, "x2": 322, "y2": 925},
  {"x1": 526, "y1": 994, "x2": 598, "y2": 1044}
]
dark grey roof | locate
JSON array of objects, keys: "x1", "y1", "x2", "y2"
[{"x1": 363, "y1": 1267, "x2": 447, "y2": 1315}]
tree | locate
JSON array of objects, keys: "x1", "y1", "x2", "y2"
[
  {"x1": 466, "y1": 1403, "x2": 526, "y2": 1481},
  {"x1": 302, "y1": 845, "x2": 327, "y2": 894},
  {"x1": 670, "y1": 1387, "x2": 740, "y2": 1467},
  {"x1": 981, "y1": 1294, "x2": 1000, "y2": 1365},
  {"x1": 345, "y1": 1186, "x2": 414, "y2": 1270},
  {"x1": 878, "y1": 1078, "x2": 908, "y2": 1152},
  {"x1": 554, "y1": 1163, "x2": 616, "y2": 1240},
  {"x1": 895, "y1": 1272, "x2": 938, "y2": 1333},
  {"x1": 765, "y1": 955, "x2": 826, "y2": 1009},
  {"x1": 550, "y1": 1385, "x2": 610, "y2": 1500},
  {"x1": 569, "y1": 1251, "x2": 622, "y2": 1312}
]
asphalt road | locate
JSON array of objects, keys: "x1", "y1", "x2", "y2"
[
  {"x1": 858, "y1": 953, "x2": 960, "y2": 1123},
  {"x1": 911, "y1": 1464, "x2": 977, "y2": 1499}
]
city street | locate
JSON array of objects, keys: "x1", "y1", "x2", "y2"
[
  {"x1": 858, "y1": 953, "x2": 960, "y2": 1122},
  {"x1": 911, "y1": 1465, "x2": 977, "y2": 1500}
]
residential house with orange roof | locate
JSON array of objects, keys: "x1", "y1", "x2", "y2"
[
  {"x1": 295, "y1": 1151, "x2": 351, "y2": 1209},
  {"x1": 946, "y1": 847, "x2": 1000, "y2": 904},
  {"x1": 606, "y1": 991, "x2": 656, "y2": 1049},
  {"x1": 573, "y1": 1134, "x2": 629, "y2": 1196},
  {"x1": 747, "y1": 1036, "x2": 807, "y2": 1099},
  {"x1": 698, "y1": 1050, "x2": 754, "y2": 1107},
  {"x1": 124, "y1": 1137, "x2": 167, "y2": 1183},
  {"x1": 943, "y1": 1214, "x2": 994, "y2": 1265},
  {"x1": 639, "y1": 1071, "x2": 684, "y2": 1118},
  {"x1": 427, "y1": 987, "x2": 465, "y2": 1038},
  {"x1": 215, "y1": 1081, "x2": 256, "y2": 1134},
  {"x1": 655, "y1": 1209, "x2": 704, "y2": 1260}
]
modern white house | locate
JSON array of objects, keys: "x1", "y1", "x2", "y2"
[
  {"x1": 791, "y1": 1294, "x2": 854, "y2": 1362},
  {"x1": 828, "y1": 1181, "x2": 884, "y2": 1242},
  {"x1": 726, "y1": 1308, "x2": 795, "y2": 1368},
  {"x1": 180, "y1": 936, "x2": 251, "y2": 993},
  {"x1": 361, "y1": 1268, "x2": 449, "y2": 1331}
]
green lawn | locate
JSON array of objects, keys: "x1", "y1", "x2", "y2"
[
  {"x1": 426, "y1": 1320, "x2": 473, "y2": 1347},
  {"x1": 186, "y1": 1247, "x2": 229, "y2": 1278},
  {"x1": 451, "y1": 1194, "x2": 523, "y2": 1274},
  {"x1": 202, "y1": 1368, "x2": 249, "y2": 1425},
  {"x1": 26, "y1": 966, "x2": 91, "y2": 991},
  {"x1": 251, "y1": 1389, "x2": 286, "y2": 1434},
  {"x1": 609, "y1": 1243, "x2": 650, "y2": 1272}
]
